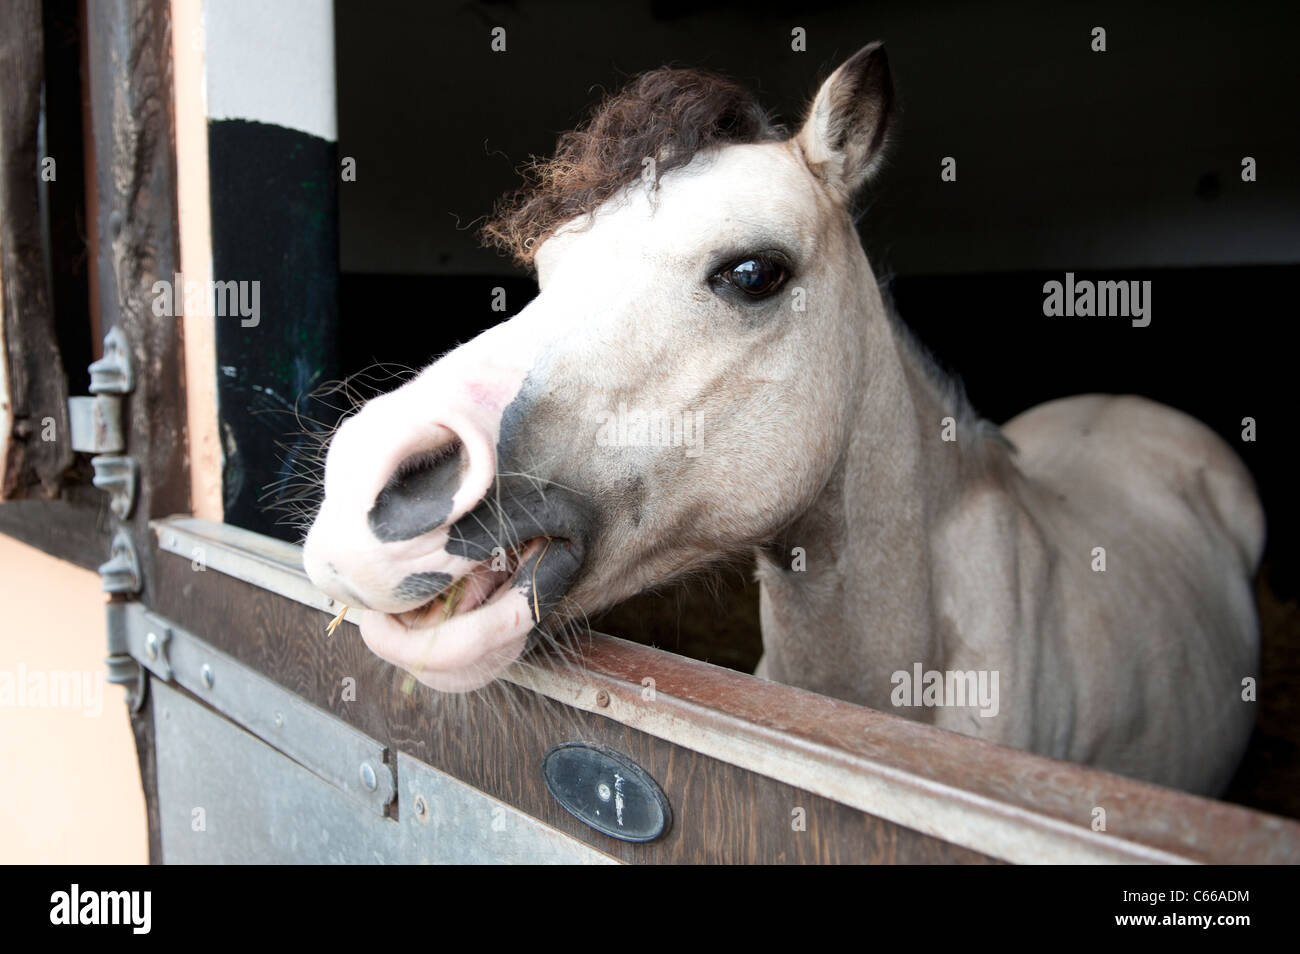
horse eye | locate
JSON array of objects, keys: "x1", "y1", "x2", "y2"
[{"x1": 719, "y1": 256, "x2": 788, "y2": 299}]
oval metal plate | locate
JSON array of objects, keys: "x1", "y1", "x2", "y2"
[{"x1": 542, "y1": 743, "x2": 672, "y2": 843}]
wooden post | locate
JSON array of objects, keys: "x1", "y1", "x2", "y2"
[
  {"x1": 0, "y1": 0, "x2": 75, "y2": 499},
  {"x1": 84, "y1": 0, "x2": 189, "y2": 864}
]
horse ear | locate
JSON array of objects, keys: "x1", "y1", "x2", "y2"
[{"x1": 795, "y1": 42, "x2": 895, "y2": 200}]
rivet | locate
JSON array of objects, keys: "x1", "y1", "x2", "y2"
[
  {"x1": 145, "y1": 632, "x2": 159, "y2": 660},
  {"x1": 414, "y1": 794, "x2": 428, "y2": 818},
  {"x1": 274, "y1": 712, "x2": 284, "y2": 728},
  {"x1": 200, "y1": 664, "x2": 214, "y2": 690},
  {"x1": 596, "y1": 690, "x2": 610, "y2": 708},
  {"x1": 360, "y1": 762, "x2": 377, "y2": 791},
  {"x1": 597, "y1": 783, "x2": 611, "y2": 802}
]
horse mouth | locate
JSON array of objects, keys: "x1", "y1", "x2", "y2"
[
  {"x1": 390, "y1": 536, "x2": 552, "y2": 631},
  {"x1": 353, "y1": 478, "x2": 592, "y2": 692}
]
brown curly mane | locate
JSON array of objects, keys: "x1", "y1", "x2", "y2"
[{"x1": 480, "y1": 67, "x2": 783, "y2": 269}]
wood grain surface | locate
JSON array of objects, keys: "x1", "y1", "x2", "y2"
[{"x1": 150, "y1": 546, "x2": 997, "y2": 863}]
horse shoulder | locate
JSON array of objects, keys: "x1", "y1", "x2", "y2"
[{"x1": 928, "y1": 479, "x2": 1064, "y2": 753}]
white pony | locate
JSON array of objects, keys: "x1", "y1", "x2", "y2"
[{"x1": 304, "y1": 44, "x2": 1263, "y2": 795}]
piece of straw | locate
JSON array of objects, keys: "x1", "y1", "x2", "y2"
[
  {"x1": 441, "y1": 578, "x2": 467, "y2": 621},
  {"x1": 531, "y1": 537, "x2": 554, "y2": 623},
  {"x1": 325, "y1": 604, "x2": 349, "y2": 637}
]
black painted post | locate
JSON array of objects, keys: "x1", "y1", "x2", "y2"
[{"x1": 203, "y1": 3, "x2": 341, "y2": 540}]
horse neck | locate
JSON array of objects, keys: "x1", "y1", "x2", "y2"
[{"x1": 757, "y1": 288, "x2": 1004, "y2": 709}]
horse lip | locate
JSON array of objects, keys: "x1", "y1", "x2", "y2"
[
  {"x1": 442, "y1": 475, "x2": 592, "y2": 623},
  {"x1": 382, "y1": 533, "x2": 586, "y2": 637},
  {"x1": 511, "y1": 534, "x2": 586, "y2": 623},
  {"x1": 392, "y1": 544, "x2": 530, "y2": 628},
  {"x1": 379, "y1": 477, "x2": 592, "y2": 636}
]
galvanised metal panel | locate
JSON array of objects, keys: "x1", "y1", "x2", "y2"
[{"x1": 152, "y1": 680, "x2": 616, "y2": 864}]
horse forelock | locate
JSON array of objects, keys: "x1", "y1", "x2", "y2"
[{"x1": 481, "y1": 67, "x2": 784, "y2": 268}]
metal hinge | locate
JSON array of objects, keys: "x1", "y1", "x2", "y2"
[
  {"x1": 68, "y1": 326, "x2": 136, "y2": 518},
  {"x1": 99, "y1": 528, "x2": 142, "y2": 595},
  {"x1": 77, "y1": 329, "x2": 144, "y2": 701},
  {"x1": 105, "y1": 599, "x2": 146, "y2": 712}
]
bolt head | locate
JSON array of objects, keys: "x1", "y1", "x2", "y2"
[
  {"x1": 145, "y1": 632, "x2": 159, "y2": 660},
  {"x1": 360, "y1": 762, "x2": 378, "y2": 791},
  {"x1": 200, "y1": 664, "x2": 214, "y2": 690}
]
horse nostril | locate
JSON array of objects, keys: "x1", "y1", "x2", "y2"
[{"x1": 367, "y1": 439, "x2": 468, "y2": 543}]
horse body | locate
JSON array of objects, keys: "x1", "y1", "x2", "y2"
[
  {"x1": 303, "y1": 43, "x2": 1263, "y2": 794},
  {"x1": 754, "y1": 308, "x2": 1264, "y2": 793}
]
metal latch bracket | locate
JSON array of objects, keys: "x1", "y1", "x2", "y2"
[{"x1": 68, "y1": 326, "x2": 136, "y2": 518}]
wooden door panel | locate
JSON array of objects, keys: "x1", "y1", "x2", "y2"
[{"x1": 140, "y1": 515, "x2": 1300, "y2": 864}]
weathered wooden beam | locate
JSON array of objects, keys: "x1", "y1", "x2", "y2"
[
  {"x1": 84, "y1": 0, "x2": 188, "y2": 602},
  {"x1": 0, "y1": 475, "x2": 111, "y2": 569},
  {"x1": 0, "y1": 0, "x2": 75, "y2": 499},
  {"x1": 83, "y1": 0, "x2": 189, "y2": 865}
]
